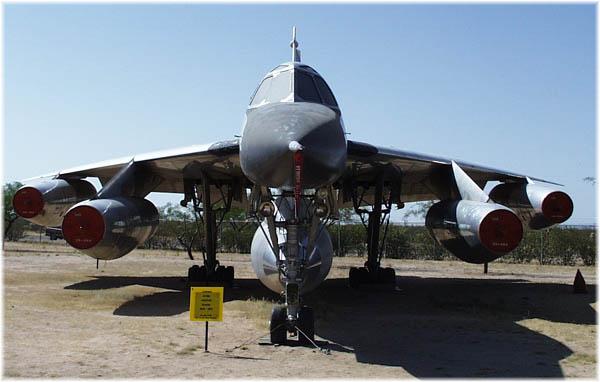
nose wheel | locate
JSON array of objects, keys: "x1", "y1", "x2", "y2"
[
  {"x1": 297, "y1": 306, "x2": 314, "y2": 345},
  {"x1": 269, "y1": 305, "x2": 287, "y2": 345},
  {"x1": 269, "y1": 305, "x2": 315, "y2": 345}
]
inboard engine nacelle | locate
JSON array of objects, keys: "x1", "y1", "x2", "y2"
[
  {"x1": 12, "y1": 179, "x2": 97, "y2": 226},
  {"x1": 425, "y1": 200, "x2": 524, "y2": 264},
  {"x1": 489, "y1": 183, "x2": 573, "y2": 230},
  {"x1": 62, "y1": 197, "x2": 159, "y2": 260}
]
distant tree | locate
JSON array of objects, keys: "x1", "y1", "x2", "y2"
[
  {"x1": 403, "y1": 200, "x2": 436, "y2": 220},
  {"x1": 151, "y1": 202, "x2": 204, "y2": 259},
  {"x1": 3, "y1": 182, "x2": 25, "y2": 242},
  {"x1": 583, "y1": 176, "x2": 596, "y2": 185},
  {"x1": 338, "y1": 207, "x2": 356, "y2": 223},
  {"x1": 220, "y1": 207, "x2": 256, "y2": 253}
]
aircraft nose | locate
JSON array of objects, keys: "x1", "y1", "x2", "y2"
[{"x1": 240, "y1": 102, "x2": 347, "y2": 189}]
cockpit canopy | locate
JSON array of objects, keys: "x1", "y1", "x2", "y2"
[{"x1": 249, "y1": 62, "x2": 339, "y2": 109}]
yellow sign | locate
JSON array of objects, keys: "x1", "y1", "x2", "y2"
[{"x1": 189, "y1": 287, "x2": 224, "y2": 322}]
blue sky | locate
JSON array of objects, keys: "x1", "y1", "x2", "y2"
[{"x1": 4, "y1": 4, "x2": 596, "y2": 225}]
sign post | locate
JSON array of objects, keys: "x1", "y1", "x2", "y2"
[{"x1": 189, "y1": 286, "x2": 224, "y2": 352}]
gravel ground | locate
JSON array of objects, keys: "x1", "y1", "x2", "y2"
[{"x1": 3, "y1": 241, "x2": 597, "y2": 378}]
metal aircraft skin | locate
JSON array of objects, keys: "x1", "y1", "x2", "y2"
[{"x1": 12, "y1": 28, "x2": 573, "y2": 345}]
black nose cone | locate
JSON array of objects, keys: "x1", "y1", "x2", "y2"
[{"x1": 240, "y1": 103, "x2": 347, "y2": 189}]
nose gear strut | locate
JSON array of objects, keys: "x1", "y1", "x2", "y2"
[
  {"x1": 269, "y1": 148, "x2": 316, "y2": 345},
  {"x1": 248, "y1": 148, "x2": 336, "y2": 346}
]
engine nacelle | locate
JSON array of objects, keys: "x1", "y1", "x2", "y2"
[
  {"x1": 250, "y1": 222, "x2": 333, "y2": 294},
  {"x1": 62, "y1": 197, "x2": 159, "y2": 260},
  {"x1": 12, "y1": 179, "x2": 97, "y2": 227},
  {"x1": 426, "y1": 200, "x2": 524, "y2": 264},
  {"x1": 489, "y1": 183, "x2": 573, "y2": 230}
]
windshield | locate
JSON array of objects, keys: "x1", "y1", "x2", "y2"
[
  {"x1": 249, "y1": 68, "x2": 339, "y2": 109},
  {"x1": 294, "y1": 70, "x2": 321, "y2": 103},
  {"x1": 250, "y1": 70, "x2": 293, "y2": 106},
  {"x1": 314, "y1": 76, "x2": 338, "y2": 107}
]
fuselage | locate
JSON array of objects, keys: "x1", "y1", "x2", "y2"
[{"x1": 239, "y1": 62, "x2": 347, "y2": 190}]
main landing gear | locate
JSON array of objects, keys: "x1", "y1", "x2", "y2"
[
  {"x1": 188, "y1": 263, "x2": 234, "y2": 287},
  {"x1": 349, "y1": 262, "x2": 396, "y2": 289},
  {"x1": 348, "y1": 165, "x2": 402, "y2": 289},
  {"x1": 182, "y1": 173, "x2": 237, "y2": 287}
]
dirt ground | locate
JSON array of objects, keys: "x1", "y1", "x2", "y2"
[{"x1": 3, "y1": 241, "x2": 597, "y2": 378}]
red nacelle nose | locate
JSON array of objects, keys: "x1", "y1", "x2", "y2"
[
  {"x1": 62, "y1": 205, "x2": 105, "y2": 250},
  {"x1": 479, "y1": 209, "x2": 523, "y2": 254},
  {"x1": 12, "y1": 187, "x2": 44, "y2": 219},
  {"x1": 542, "y1": 191, "x2": 573, "y2": 224}
]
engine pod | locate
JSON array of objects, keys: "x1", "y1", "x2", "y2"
[
  {"x1": 250, "y1": 222, "x2": 333, "y2": 294},
  {"x1": 62, "y1": 197, "x2": 159, "y2": 260},
  {"x1": 489, "y1": 183, "x2": 573, "y2": 230},
  {"x1": 426, "y1": 200, "x2": 523, "y2": 264},
  {"x1": 12, "y1": 179, "x2": 97, "y2": 227}
]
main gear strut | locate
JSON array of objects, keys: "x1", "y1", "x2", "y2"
[
  {"x1": 348, "y1": 164, "x2": 403, "y2": 288},
  {"x1": 183, "y1": 174, "x2": 235, "y2": 287}
]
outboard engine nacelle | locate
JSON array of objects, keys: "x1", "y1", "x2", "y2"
[
  {"x1": 426, "y1": 200, "x2": 524, "y2": 264},
  {"x1": 62, "y1": 197, "x2": 159, "y2": 260},
  {"x1": 12, "y1": 179, "x2": 97, "y2": 226},
  {"x1": 489, "y1": 183, "x2": 573, "y2": 230}
]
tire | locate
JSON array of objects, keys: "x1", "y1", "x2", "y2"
[
  {"x1": 226, "y1": 266, "x2": 234, "y2": 286},
  {"x1": 297, "y1": 306, "x2": 315, "y2": 346},
  {"x1": 270, "y1": 305, "x2": 287, "y2": 345},
  {"x1": 215, "y1": 265, "x2": 225, "y2": 281},
  {"x1": 386, "y1": 267, "x2": 396, "y2": 284},
  {"x1": 358, "y1": 267, "x2": 369, "y2": 284},
  {"x1": 349, "y1": 267, "x2": 360, "y2": 289},
  {"x1": 188, "y1": 265, "x2": 202, "y2": 282}
]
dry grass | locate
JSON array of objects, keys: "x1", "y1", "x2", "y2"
[
  {"x1": 176, "y1": 344, "x2": 203, "y2": 355},
  {"x1": 226, "y1": 297, "x2": 277, "y2": 330}
]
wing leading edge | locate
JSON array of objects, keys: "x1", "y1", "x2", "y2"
[
  {"x1": 25, "y1": 139, "x2": 244, "y2": 194},
  {"x1": 344, "y1": 140, "x2": 562, "y2": 204}
]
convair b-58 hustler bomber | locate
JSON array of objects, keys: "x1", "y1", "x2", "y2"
[{"x1": 13, "y1": 28, "x2": 573, "y2": 345}]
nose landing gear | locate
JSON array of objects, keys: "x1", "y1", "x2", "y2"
[
  {"x1": 268, "y1": 221, "x2": 316, "y2": 346},
  {"x1": 250, "y1": 188, "x2": 332, "y2": 347}
]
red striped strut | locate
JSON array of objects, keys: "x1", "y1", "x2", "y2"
[{"x1": 293, "y1": 150, "x2": 304, "y2": 219}]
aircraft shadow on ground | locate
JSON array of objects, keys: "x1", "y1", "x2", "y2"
[
  {"x1": 65, "y1": 277, "x2": 276, "y2": 316},
  {"x1": 65, "y1": 275, "x2": 596, "y2": 377},
  {"x1": 307, "y1": 277, "x2": 596, "y2": 378}
]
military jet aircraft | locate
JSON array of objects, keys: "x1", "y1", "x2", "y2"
[{"x1": 12, "y1": 28, "x2": 573, "y2": 345}]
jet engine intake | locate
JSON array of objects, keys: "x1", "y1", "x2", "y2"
[
  {"x1": 12, "y1": 179, "x2": 97, "y2": 227},
  {"x1": 425, "y1": 200, "x2": 523, "y2": 264},
  {"x1": 489, "y1": 183, "x2": 573, "y2": 230},
  {"x1": 62, "y1": 197, "x2": 159, "y2": 260}
]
